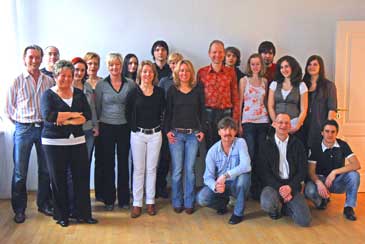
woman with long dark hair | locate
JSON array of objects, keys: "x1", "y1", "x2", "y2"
[
  {"x1": 122, "y1": 53, "x2": 139, "y2": 82},
  {"x1": 302, "y1": 55, "x2": 337, "y2": 148}
]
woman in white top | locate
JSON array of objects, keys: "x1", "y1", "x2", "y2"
[
  {"x1": 239, "y1": 53, "x2": 269, "y2": 199},
  {"x1": 268, "y1": 55, "x2": 308, "y2": 138}
]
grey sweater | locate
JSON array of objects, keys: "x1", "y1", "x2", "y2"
[
  {"x1": 95, "y1": 76, "x2": 136, "y2": 125},
  {"x1": 82, "y1": 82, "x2": 98, "y2": 131}
]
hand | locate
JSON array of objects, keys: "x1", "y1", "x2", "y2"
[
  {"x1": 283, "y1": 193, "x2": 293, "y2": 203},
  {"x1": 316, "y1": 180, "x2": 330, "y2": 199},
  {"x1": 92, "y1": 128, "x2": 99, "y2": 137},
  {"x1": 289, "y1": 126, "x2": 299, "y2": 134},
  {"x1": 195, "y1": 132, "x2": 205, "y2": 142},
  {"x1": 70, "y1": 112, "x2": 83, "y2": 118},
  {"x1": 325, "y1": 171, "x2": 337, "y2": 188},
  {"x1": 215, "y1": 181, "x2": 225, "y2": 193},
  {"x1": 167, "y1": 131, "x2": 176, "y2": 144},
  {"x1": 216, "y1": 174, "x2": 227, "y2": 185},
  {"x1": 279, "y1": 185, "x2": 292, "y2": 199}
]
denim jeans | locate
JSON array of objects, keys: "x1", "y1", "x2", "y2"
[
  {"x1": 12, "y1": 122, "x2": 52, "y2": 213},
  {"x1": 169, "y1": 131, "x2": 200, "y2": 209},
  {"x1": 197, "y1": 173, "x2": 251, "y2": 217},
  {"x1": 130, "y1": 131, "x2": 162, "y2": 207},
  {"x1": 242, "y1": 122, "x2": 268, "y2": 198},
  {"x1": 304, "y1": 172, "x2": 360, "y2": 208},
  {"x1": 260, "y1": 186, "x2": 312, "y2": 227}
]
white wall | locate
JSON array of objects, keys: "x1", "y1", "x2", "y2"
[{"x1": 1, "y1": 0, "x2": 365, "y2": 198}]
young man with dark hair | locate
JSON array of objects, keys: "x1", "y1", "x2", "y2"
[
  {"x1": 258, "y1": 41, "x2": 276, "y2": 84},
  {"x1": 151, "y1": 40, "x2": 171, "y2": 80},
  {"x1": 304, "y1": 120, "x2": 361, "y2": 221}
]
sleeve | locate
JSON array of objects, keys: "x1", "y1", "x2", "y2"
[
  {"x1": 125, "y1": 87, "x2": 135, "y2": 128},
  {"x1": 299, "y1": 82, "x2": 308, "y2": 95},
  {"x1": 95, "y1": 82, "x2": 103, "y2": 120},
  {"x1": 40, "y1": 90, "x2": 58, "y2": 122},
  {"x1": 84, "y1": 83, "x2": 98, "y2": 128},
  {"x1": 269, "y1": 81, "x2": 277, "y2": 91},
  {"x1": 230, "y1": 70, "x2": 240, "y2": 122},
  {"x1": 203, "y1": 148, "x2": 218, "y2": 192},
  {"x1": 80, "y1": 92, "x2": 92, "y2": 121},
  {"x1": 227, "y1": 139, "x2": 251, "y2": 178},
  {"x1": 341, "y1": 141, "x2": 353, "y2": 158},
  {"x1": 5, "y1": 79, "x2": 17, "y2": 122},
  {"x1": 164, "y1": 86, "x2": 173, "y2": 133},
  {"x1": 327, "y1": 81, "x2": 337, "y2": 111},
  {"x1": 308, "y1": 148, "x2": 318, "y2": 164},
  {"x1": 159, "y1": 88, "x2": 166, "y2": 127},
  {"x1": 198, "y1": 84, "x2": 207, "y2": 133}
]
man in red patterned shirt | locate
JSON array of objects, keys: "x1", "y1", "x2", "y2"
[{"x1": 197, "y1": 40, "x2": 240, "y2": 149}]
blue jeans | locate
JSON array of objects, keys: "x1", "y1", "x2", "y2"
[
  {"x1": 12, "y1": 122, "x2": 52, "y2": 213},
  {"x1": 169, "y1": 131, "x2": 200, "y2": 208},
  {"x1": 304, "y1": 172, "x2": 360, "y2": 208},
  {"x1": 197, "y1": 173, "x2": 251, "y2": 216},
  {"x1": 260, "y1": 186, "x2": 312, "y2": 227}
]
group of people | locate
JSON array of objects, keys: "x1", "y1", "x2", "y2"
[{"x1": 5, "y1": 39, "x2": 361, "y2": 228}]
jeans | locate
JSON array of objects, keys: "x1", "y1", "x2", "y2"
[
  {"x1": 242, "y1": 122, "x2": 268, "y2": 198},
  {"x1": 130, "y1": 131, "x2": 162, "y2": 207},
  {"x1": 197, "y1": 173, "x2": 251, "y2": 217},
  {"x1": 304, "y1": 172, "x2": 360, "y2": 208},
  {"x1": 205, "y1": 108, "x2": 231, "y2": 150},
  {"x1": 260, "y1": 186, "x2": 312, "y2": 227},
  {"x1": 12, "y1": 122, "x2": 52, "y2": 214},
  {"x1": 169, "y1": 131, "x2": 200, "y2": 209}
]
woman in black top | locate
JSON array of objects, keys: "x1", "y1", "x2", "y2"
[
  {"x1": 41, "y1": 60, "x2": 97, "y2": 227},
  {"x1": 303, "y1": 55, "x2": 337, "y2": 148},
  {"x1": 165, "y1": 60, "x2": 205, "y2": 214},
  {"x1": 126, "y1": 60, "x2": 165, "y2": 218}
]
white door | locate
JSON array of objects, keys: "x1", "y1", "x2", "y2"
[{"x1": 335, "y1": 21, "x2": 365, "y2": 192}]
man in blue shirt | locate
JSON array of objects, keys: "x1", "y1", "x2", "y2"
[{"x1": 196, "y1": 117, "x2": 251, "y2": 225}]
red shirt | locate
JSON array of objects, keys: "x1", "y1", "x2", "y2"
[
  {"x1": 197, "y1": 65, "x2": 240, "y2": 122},
  {"x1": 265, "y1": 63, "x2": 277, "y2": 86}
]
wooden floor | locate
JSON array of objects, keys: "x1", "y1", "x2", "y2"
[{"x1": 0, "y1": 193, "x2": 364, "y2": 244}]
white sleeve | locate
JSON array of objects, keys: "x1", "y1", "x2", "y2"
[
  {"x1": 269, "y1": 81, "x2": 277, "y2": 91},
  {"x1": 299, "y1": 82, "x2": 308, "y2": 95}
]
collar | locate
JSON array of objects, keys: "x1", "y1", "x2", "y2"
[
  {"x1": 274, "y1": 134, "x2": 289, "y2": 145},
  {"x1": 208, "y1": 64, "x2": 224, "y2": 73},
  {"x1": 321, "y1": 140, "x2": 340, "y2": 152},
  {"x1": 218, "y1": 138, "x2": 237, "y2": 154}
]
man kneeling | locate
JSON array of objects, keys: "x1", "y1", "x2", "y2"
[
  {"x1": 304, "y1": 120, "x2": 361, "y2": 221},
  {"x1": 197, "y1": 117, "x2": 251, "y2": 225}
]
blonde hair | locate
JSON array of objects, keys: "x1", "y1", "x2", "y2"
[
  {"x1": 106, "y1": 52, "x2": 123, "y2": 66},
  {"x1": 83, "y1": 52, "x2": 100, "y2": 64},
  {"x1": 136, "y1": 60, "x2": 159, "y2": 85},
  {"x1": 168, "y1": 52, "x2": 183, "y2": 64},
  {"x1": 173, "y1": 60, "x2": 196, "y2": 88},
  {"x1": 245, "y1": 53, "x2": 266, "y2": 78}
]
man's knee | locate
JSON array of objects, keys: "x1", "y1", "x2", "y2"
[
  {"x1": 294, "y1": 213, "x2": 312, "y2": 227},
  {"x1": 235, "y1": 173, "x2": 251, "y2": 191},
  {"x1": 347, "y1": 171, "x2": 360, "y2": 187},
  {"x1": 304, "y1": 181, "x2": 317, "y2": 198},
  {"x1": 196, "y1": 187, "x2": 211, "y2": 207},
  {"x1": 260, "y1": 186, "x2": 279, "y2": 212}
]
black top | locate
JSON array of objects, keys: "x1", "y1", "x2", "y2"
[
  {"x1": 309, "y1": 139, "x2": 352, "y2": 177},
  {"x1": 235, "y1": 67, "x2": 246, "y2": 85},
  {"x1": 126, "y1": 86, "x2": 165, "y2": 131},
  {"x1": 40, "y1": 68, "x2": 54, "y2": 78},
  {"x1": 164, "y1": 83, "x2": 207, "y2": 133},
  {"x1": 155, "y1": 63, "x2": 172, "y2": 81},
  {"x1": 41, "y1": 88, "x2": 91, "y2": 139},
  {"x1": 258, "y1": 134, "x2": 307, "y2": 194}
]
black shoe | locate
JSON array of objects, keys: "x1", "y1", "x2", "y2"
[
  {"x1": 38, "y1": 206, "x2": 53, "y2": 216},
  {"x1": 228, "y1": 214, "x2": 243, "y2": 225},
  {"x1": 157, "y1": 187, "x2": 169, "y2": 199},
  {"x1": 77, "y1": 217, "x2": 98, "y2": 224},
  {"x1": 317, "y1": 198, "x2": 329, "y2": 210},
  {"x1": 57, "y1": 219, "x2": 69, "y2": 227},
  {"x1": 216, "y1": 207, "x2": 228, "y2": 215},
  {"x1": 104, "y1": 204, "x2": 114, "y2": 211},
  {"x1": 95, "y1": 197, "x2": 104, "y2": 203},
  {"x1": 343, "y1": 207, "x2": 357, "y2": 221},
  {"x1": 269, "y1": 211, "x2": 282, "y2": 220},
  {"x1": 118, "y1": 204, "x2": 130, "y2": 209},
  {"x1": 14, "y1": 212, "x2": 26, "y2": 224}
]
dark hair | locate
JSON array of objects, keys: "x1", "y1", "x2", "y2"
[
  {"x1": 258, "y1": 41, "x2": 276, "y2": 56},
  {"x1": 151, "y1": 40, "x2": 169, "y2": 60},
  {"x1": 224, "y1": 46, "x2": 241, "y2": 66},
  {"x1": 217, "y1": 116, "x2": 238, "y2": 131},
  {"x1": 122, "y1": 53, "x2": 139, "y2": 81},
  {"x1": 275, "y1": 55, "x2": 302, "y2": 87},
  {"x1": 208, "y1": 40, "x2": 224, "y2": 52},
  {"x1": 71, "y1": 57, "x2": 88, "y2": 84},
  {"x1": 303, "y1": 55, "x2": 329, "y2": 97},
  {"x1": 23, "y1": 44, "x2": 43, "y2": 58},
  {"x1": 321, "y1": 120, "x2": 339, "y2": 132}
]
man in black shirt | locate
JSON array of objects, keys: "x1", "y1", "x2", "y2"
[
  {"x1": 304, "y1": 120, "x2": 361, "y2": 221},
  {"x1": 151, "y1": 40, "x2": 172, "y2": 81}
]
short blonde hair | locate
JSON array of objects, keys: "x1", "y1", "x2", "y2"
[
  {"x1": 245, "y1": 53, "x2": 266, "y2": 78},
  {"x1": 136, "y1": 60, "x2": 159, "y2": 85},
  {"x1": 168, "y1": 52, "x2": 183, "y2": 64},
  {"x1": 83, "y1": 52, "x2": 100, "y2": 64},
  {"x1": 106, "y1": 52, "x2": 123, "y2": 66},
  {"x1": 173, "y1": 60, "x2": 196, "y2": 88}
]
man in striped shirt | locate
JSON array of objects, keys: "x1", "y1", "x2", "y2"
[{"x1": 5, "y1": 45, "x2": 55, "y2": 224}]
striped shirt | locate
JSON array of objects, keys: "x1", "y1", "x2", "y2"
[{"x1": 5, "y1": 70, "x2": 54, "y2": 123}]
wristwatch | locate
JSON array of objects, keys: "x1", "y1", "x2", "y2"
[{"x1": 224, "y1": 172, "x2": 230, "y2": 179}]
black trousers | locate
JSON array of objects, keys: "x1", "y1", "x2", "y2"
[
  {"x1": 156, "y1": 133, "x2": 170, "y2": 190},
  {"x1": 93, "y1": 136, "x2": 104, "y2": 200},
  {"x1": 99, "y1": 123, "x2": 130, "y2": 206},
  {"x1": 43, "y1": 143, "x2": 92, "y2": 221}
]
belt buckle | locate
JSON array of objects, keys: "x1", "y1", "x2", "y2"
[
  {"x1": 34, "y1": 123, "x2": 41, "y2": 128},
  {"x1": 144, "y1": 129, "x2": 153, "y2": 135},
  {"x1": 186, "y1": 129, "x2": 193, "y2": 134}
]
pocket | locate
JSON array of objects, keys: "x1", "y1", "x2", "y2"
[{"x1": 15, "y1": 123, "x2": 33, "y2": 136}]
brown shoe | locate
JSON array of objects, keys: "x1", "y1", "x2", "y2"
[
  {"x1": 185, "y1": 208, "x2": 194, "y2": 215},
  {"x1": 174, "y1": 207, "x2": 183, "y2": 213},
  {"x1": 131, "y1": 206, "x2": 142, "y2": 218},
  {"x1": 146, "y1": 204, "x2": 156, "y2": 216}
]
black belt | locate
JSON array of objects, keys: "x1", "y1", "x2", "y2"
[
  {"x1": 174, "y1": 128, "x2": 197, "y2": 134},
  {"x1": 136, "y1": 126, "x2": 161, "y2": 135},
  {"x1": 17, "y1": 122, "x2": 43, "y2": 127}
]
